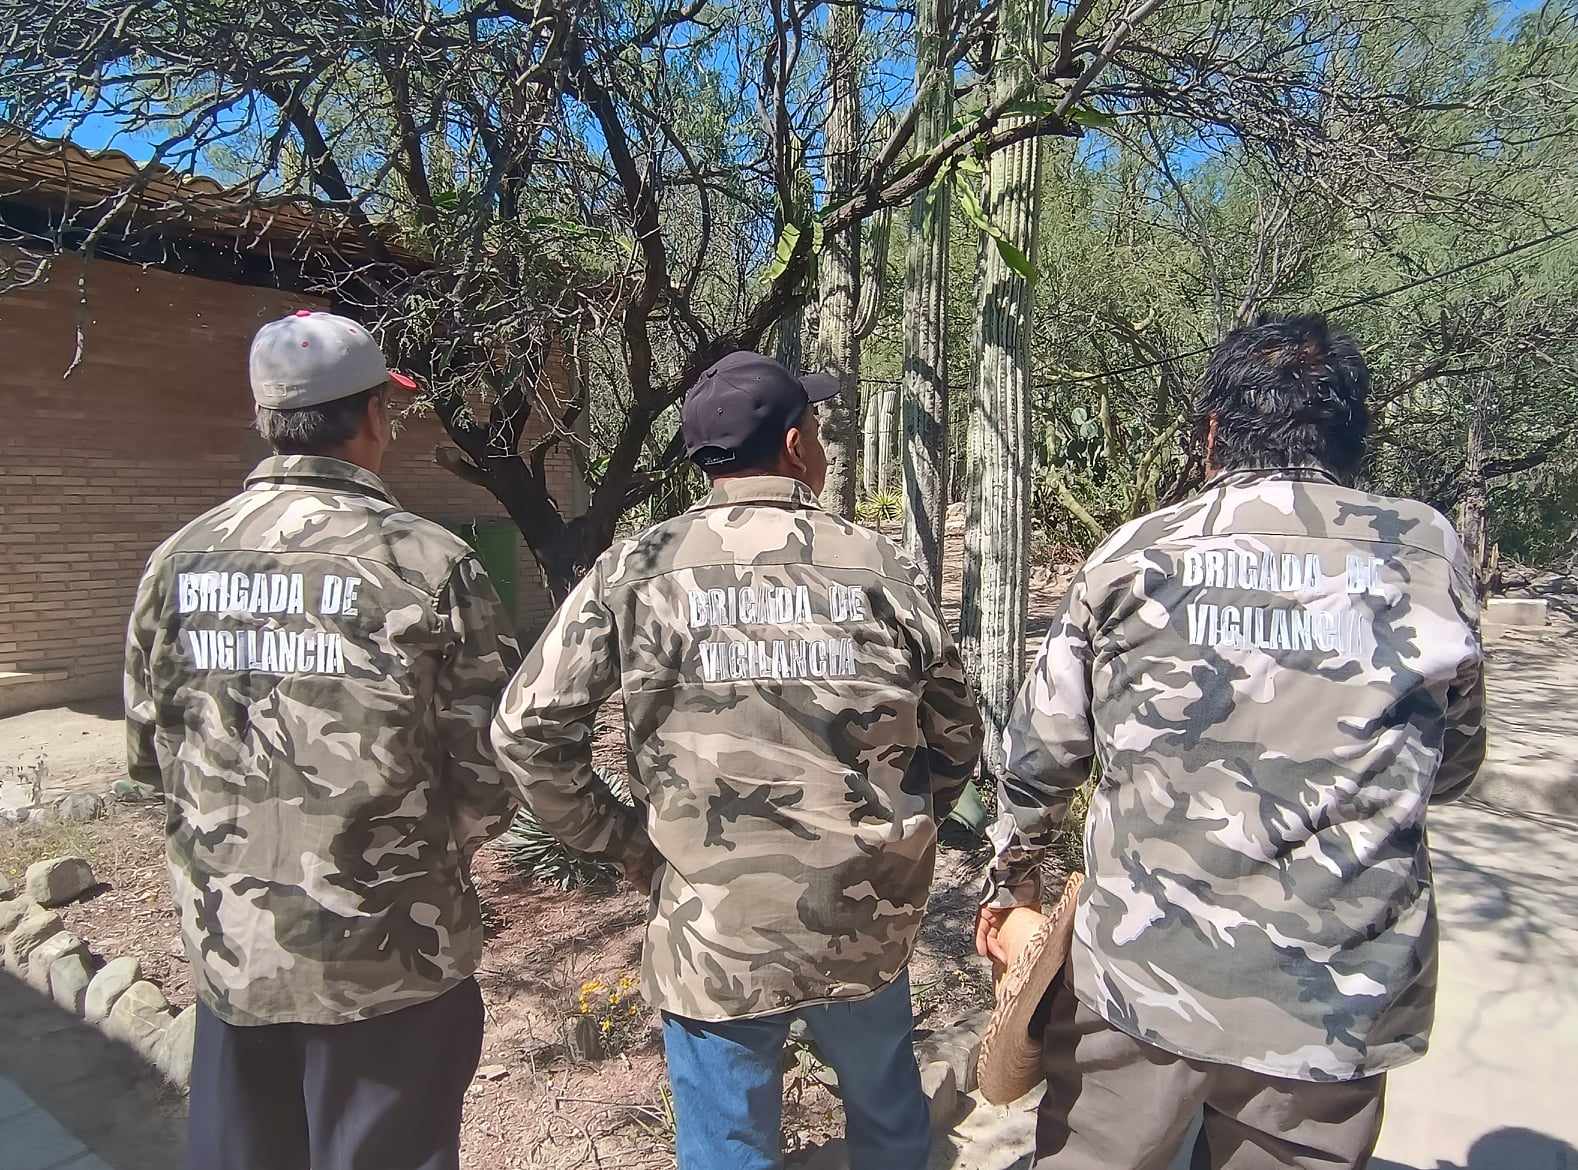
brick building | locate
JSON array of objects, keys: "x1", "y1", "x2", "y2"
[{"x1": 0, "y1": 137, "x2": 581, "y2": 716}]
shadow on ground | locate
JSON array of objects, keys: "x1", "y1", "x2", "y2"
[
  {"x1": 1372, "y1": 1126, "x2": 1578, "y2": 1169},
  {"x1": 0, "y1": 969, "x2": 184, "y2": 1170}
]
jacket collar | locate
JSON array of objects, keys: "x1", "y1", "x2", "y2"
[
  {"x1": 693, "y1": 475, "x2": 823, "y2": 512},
  {"x1": 245, "y1": 455, "x2": 400, "y2": 506},
  {"x1": 1201, "y1": 464, "x2": 1345, "y2": 493}
]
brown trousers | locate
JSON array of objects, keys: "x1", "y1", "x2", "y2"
[{"x1": 1034, "y1": 976, "x2": 1386, "y2": 1170}]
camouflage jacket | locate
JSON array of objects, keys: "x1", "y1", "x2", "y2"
[
  {"x1": 125, "y1": 456, "x2": 521, "y2": 1027},
  {"x1": 987, "y1": 467, "x2": 1486, "y2": 1080},
  {"x1": 492, "y1": 476, "x2": 983, "y2": 1021}
]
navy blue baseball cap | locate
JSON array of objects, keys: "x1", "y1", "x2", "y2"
[{"x1": 682, "y1": 351, "x2": 840, "y2": 470}]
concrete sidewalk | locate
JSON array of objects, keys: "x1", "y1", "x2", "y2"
[
  {"x1": 0, "y1": 970, "x2": 184, "y2": 1170},
  {"x1": 796, "y1": 801, "x2": 1578, "y2": 1170}
]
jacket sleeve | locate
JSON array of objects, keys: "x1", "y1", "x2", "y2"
[
  {"x1": 489, "y1": 554, "x2": 657, "y2": 876},
  {"x1": 982, "y1": 570, "x2": 1097, "y2": 908},
  {"x1": 1432, "y1": 558, "x2": 1487, "y2": 805},
  {"x1": 918, "y1": 626, "x2": 984, "y2": 822},
  {"x1": 435, "y1": 554, "x2": 524, "y2": 856},
  {"x1": 123, "y1": 553, "x2": 165, "y2": 793}
]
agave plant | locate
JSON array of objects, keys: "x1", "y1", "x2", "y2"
[{"x1": 497, "y1": 769, "x2": 635, "y2": 891}]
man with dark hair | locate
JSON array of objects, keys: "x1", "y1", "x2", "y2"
[
  {"x1": 492, "y1": 350, "x2": 984, "y2": 1170},
  {"x1": 977, "y1": 314, "x2": 1486, "y2": 1169},
  {"x1": 125, "y1": 309, "x2": 521, "y2": 1170}
]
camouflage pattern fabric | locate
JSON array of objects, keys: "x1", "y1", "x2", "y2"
[
  {"x1": 125, "y1": 455, "x2": 521, "y2": 1027},
  {"x1": 986, "y1": 467, "x2": 1486, "y2": 1081},
  {"x1": 492, "y1": 475, "x2": 983, "y2": 1021}
]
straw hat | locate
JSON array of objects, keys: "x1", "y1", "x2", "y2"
[{"x1": 976, "y1": 872, "x2": 1084, "y2": 1105}]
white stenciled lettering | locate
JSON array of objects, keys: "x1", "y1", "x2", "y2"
[
  {"x1": 1204, "y1": 551, "x2": 1226, "y2": 588},
  {"x1": 1220, "y1": 606, "x2": 1242, "y2": 648},
  {"x1": 1269, "y1": 608, "x2": 1291, "y2": 651},
  {"x1": 1291, "y1": 608, "x2": 1313, "y2": 651},
  {"x1": 184, "y1": 629, "x2": 211, "y2": 669},
  {"x1": 178, "y1": 574, "x2": 199, "y2": 613},
  {"x1": 321, "y1": 575, "x2": 345, "y2": 614},
  {"x1": 689, "y1": 590, "x2": 710, "y2": 627},
  {"x1": 1187, "y1": 603, "x2": 1211, "y2": 645},
  {"x1": 1259, "y1": 552, "x2": 1280, "y2": 591},
  {"x1": 1181, "y1": 551, "x2": 1204, "y2": 587},
  {"x1": 1314, "y1": 611, "x2": 1338, "y2": 652},
  {"x1": 1303, "y1": 554, "x2": 1322, "y2": 590}
]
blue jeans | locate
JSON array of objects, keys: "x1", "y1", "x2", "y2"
[{"x1": 662, "y1": 970, "x2": 931, "y2": 1170}]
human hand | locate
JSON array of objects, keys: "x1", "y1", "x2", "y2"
[{"x1": 975, "y1": 904, "x2": 1019, "y2": 964}]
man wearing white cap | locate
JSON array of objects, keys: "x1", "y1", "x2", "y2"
[{"x1": 124, "y1": 310, "x2": 522, "y2": 1170}]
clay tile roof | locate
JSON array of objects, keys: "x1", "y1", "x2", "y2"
[{"x1": 0, "y1": 129, "x2": 428, "y2": 271}]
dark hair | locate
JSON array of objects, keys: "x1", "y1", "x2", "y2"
[
  {"x1": 1196, "y1": 314, "x2": 1370, "y2": 478},
  {"x1": 255, "y1": 387, "x2": 382, "y2": 455}
]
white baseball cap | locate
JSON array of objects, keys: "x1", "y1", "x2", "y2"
[{"x1": 249, "y1": 310, "x2": 418, "y2": 409}]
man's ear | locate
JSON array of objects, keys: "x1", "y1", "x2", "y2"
[
  {"x1": 783, "y1": 425, "x2": 808, "y2": 476},
  {"x1": 1204, "y1": 413, "x2": 1218, "y2": 473}
]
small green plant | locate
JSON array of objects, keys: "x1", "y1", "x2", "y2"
[
  {"x1": 855, "y1": 491, "x2": 903, "y2": 528},
  {"x1": 497, "y1": 769, "x2": 633, "y2": 890}
]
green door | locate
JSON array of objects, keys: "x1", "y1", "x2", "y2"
[{"x1": 445, "y1": 519, "x2": 519, "y2": 623}]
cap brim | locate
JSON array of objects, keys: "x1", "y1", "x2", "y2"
[
  {"x1": 387, "y1": 370, "x2": 419, "y2": 392},
  {"x1": 800, "y1": 372, "x2": 842, "y2": 404}
]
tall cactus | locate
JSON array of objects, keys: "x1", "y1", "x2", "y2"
[
  {"x1": 960, "y1": 0, "x2": 1045, "y2": 780},
  {"x1": 900, "y1": 0, "x2": 955, "y2": 595},
  {"x1": 856, "y1": 118, "x2": 896, "y2": 498},
  {"x1": 775, "y1": 166, "x2": 814, "y2": 374},
  {"x1": 814, "y1": 1, "x2": 864, "y2": 518}
]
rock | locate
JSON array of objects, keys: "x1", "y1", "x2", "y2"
[
  {"x1": 111, "y1": 778, "x2": 161, "y2": 803},
  {"x1": 475, "y1": 1064, "x2": 509, "y2": 1082},
  {"x1": 168, "y1": 934, "x2": 187, "y2": 961},
  {"x1": 4, "y1": 906, "x2": 63, "y2": 973},
  {"x1": 915, "y1": 1008, "x2": 990, "y2": 1095},
  {"x1": 85, "y1": 956, "x2": 143, "y2": 1023},
  {"x1": 24, "y1": 855, "x2": 97, "y2": 907},
  {"x1": 1485, "y1": 597, "x2": 1549, "y2": 628},
  {"x1": 0, "y1": 896, "x2": 33, "y2": 934},
  {"x1": 55, "y1": 793, "x2": 106, "y2": 823},
  {"x1": 105, "y1": 980, "x2": 172, "y2": 1056},
  {"x1": 153, "y1": 1005, "x2": 197, "y2": 1087},
  {"x1": 0, "y1": 871, "x2": 13, "y2": 900},
  {"x1": 920, "y1": 1060, "x2": 959, "y2": 1131},
  {"x1": 0, "y1": 757, "x2": 47, "y2": 815},
  {"x1": 50, "y1": 951, "x2": 95, "y2": 1014},
  {"x1": 26, "y1": 931, "x2": 88, "y2": 992}
]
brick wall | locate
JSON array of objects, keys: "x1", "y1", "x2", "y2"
[{"x1": 0, "y1": 249, "x2": 581, "y2": 716}]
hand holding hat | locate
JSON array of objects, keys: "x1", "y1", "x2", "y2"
[{"x1": 976, "y1": 872, "x2": 1084, "y2": 1105}]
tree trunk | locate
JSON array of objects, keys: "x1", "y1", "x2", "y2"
[
  {"x1": 814, "y1": 2, "x2": 864, "y2": 518},
  {"x1": 1458, "y1": 381, "x2": 1491, "y2": 600},
  {"x1": 960, "y1": 0, "x2": 1044, "y2": 781},
  {"x1": 901, "y1": 0, "x2": 955, "y2": 597}
]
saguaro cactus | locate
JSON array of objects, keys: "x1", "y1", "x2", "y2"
[
  {"x1": 960, "y1": 0, "x2": 1045, "y2": 779},
  {"x1": 814, "y1": 2, "x2": 865, "y2": 518},
  {"x1": 900, "y1": 0, "x2": 955, "y2": 595}
]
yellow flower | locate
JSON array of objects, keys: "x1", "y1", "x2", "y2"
[
  {"x1": 627, "y1": 1005, "x2": 638, "y2": 1017},
  {"x1": 600, "y1": 1019, "x2": 613, "y2": 1034}
]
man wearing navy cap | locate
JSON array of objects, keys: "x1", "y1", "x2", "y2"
[{"x1": 493, "y1": 351, "x2": 984, "y2": 1170}]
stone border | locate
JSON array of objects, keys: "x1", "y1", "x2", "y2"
[{"x1": 0, "y1": 860, "x2": 194, "y2": 1090}]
